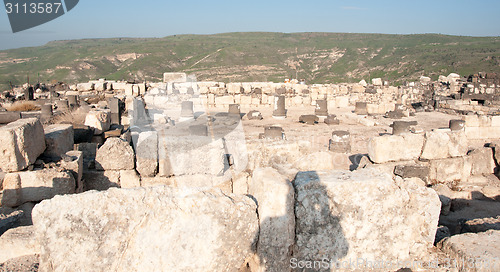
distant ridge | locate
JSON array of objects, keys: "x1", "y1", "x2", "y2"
[{"x1": 0, "y1": 32, "x2": 499, "y2": 90}]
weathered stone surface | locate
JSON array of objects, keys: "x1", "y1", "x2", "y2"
[
  {"x1": 119, "y1": 170, "x2": 141, "y2": 188},
  {"x1": 0, "y1": 118, "x2": 45, "y2": 172},
  {"x1": 465, "y1": 126, "x2": 500, "y2": 140},
  {"x1": 293, "y1": 152, "x2": 351, "y2": 171},
  {"x1": 293, "y1": 169, "x2": 441, "y2": 264},
  {"x1": 82, "y1": 170, "x2": 120, "y2": 192},
  {"x1": 434, "y1": 225, "x2": 451, "y2": 244},
  {"x1": 354, "y1": 102, "x2": 368, "y2": 115},
  {"x1": 158, "y1": 136, "x2": 227, "y2": 177},
  {"x1": 372, "y1": 78, "x2": 383, "y2": 86},
  {"x1": 438, "y1": 230, "x2": 500, "y2": 272},
  {"x1": 247, "y1": 110, "x2": 263, "y2": 120},
  {"x1": 135, "y1": 131, "x2": 158, "y2": 177},
  {"x1": 163, "y1": 72, "x2": 187, "y2": 83},
  {"x1": 468, "y1": 147, "x2": 496, "y2": 176},
  {"x1": 33, "y1": 187, "x2": 258, "y2": 271},
  {"x1": 324, "y1": 114, "x2": 340, "y2": 125},
  {"x1": 420, "y1": 130, "x2": 467, "y2": 160},
  {"x1": 462, "y1": 216, "x2": 500, "y2": 233},
  {"x1": 95, "y1": 138, "x2": 135, "y2": 171},
  {"x1": 394, "y1": 165, "x2": 430, "y2": 184},
  {"x1": 248, "y1": 168, "x2": 295, "y2": 271},
  {"x1": 43, "y1": 124, "x2": 74, "y2": 160},
  {"x1": 299, "y1": 115, "x2": 318, "y2": 125},
  {"x1": 429, "y1": 157, "x2": 471, "y2": 184},
  {"x1": 449, "y1": 119, "x2": 466, "y2": 131},
  {"x1": 391, "y1": 121, "x2": 414, "y2": 135},
  {"x1": 84, "y1": 109, "x2": 111, "y2": 135},
  {"x1": 232, "y1": 171, "x2": 250, "y2": 195},
  {"x1": 263, "y1": 126, "x2": 284, "y2": 139},
  {"x1": 0, "y1": 254, "x2": 39, "y2": 271},
  {"x1": 0, "y1": 226, "x2": 39, "y2": 264},
  {"x1": 76, "y1": 142, "x2": 97, "y2": 159},
  {"x1": 368, "y1": 134, "x2": 425, "y2": 164},
  {"x1": 329, "y1": 131, "x2": 351, "y2": 153},
  {"x1": 0, "y1": 210, "x2": 23, "y2": 235},
  {"x1": 0, "y1": 111, "x2": 21, "y2": 124},
  {"x1": 1, "y1": 169, "x2": 75, "y2": 207}
]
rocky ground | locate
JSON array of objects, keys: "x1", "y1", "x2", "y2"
[{"x1": 0, "y1": 77, "x2": 499, "y2": 271}]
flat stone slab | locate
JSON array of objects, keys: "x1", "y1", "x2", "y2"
[{"x1": 439, "y1": 230, "x2": 500, "y2": 271}]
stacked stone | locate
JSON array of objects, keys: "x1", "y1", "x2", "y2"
[{"x1": 0, "y1": 119, "x2": 78, "y2": 208}]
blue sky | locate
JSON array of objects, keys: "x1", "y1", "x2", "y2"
[{"x1": 1, "y1": 0, "x2": 499, "y2": 50}]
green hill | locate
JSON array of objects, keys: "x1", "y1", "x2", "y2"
[{"x1": 0, "y1": 32, "x2": 499, "y2": 91}]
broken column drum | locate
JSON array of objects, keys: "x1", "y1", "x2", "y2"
[
  {"x1": 180, "y1": 101, "x2": 194, "y2": 118},
  {"x1": 264, "y1": 126, "x2": 284, "y2": 139},
  {"x1": 273, "y1": 96, "x2": 286, "y2": 118},
  {"x1": 299, "y1": 115, "x2": 319, "y2": 125},
  {"x1": 329, "y1": 131, "x2": 351, "y2": 153},
  {"x1": 315, "y1": 100, "x2": 328, "y2": 117},
  {"x1": 355, "y1": 102, "x2": 368, "y2": 115},
  {"x1": 228, "y1": 104, "x2": 240, "y2": 116},
  {"x1": 41, "y1": 104, "x2": 53, "y2": 119},
  {"x1": 392, "y1": 121, "x2": 415, "y2": 135},
  {"x1": 325, "y1": 114, "x2": 340, "y2": 125},
  {"x1": 67, "y1": 95, "x2": 78, "y2": 108},
  {"x1": 449, "y1": 120, "x2": 465, "y2": 131}
]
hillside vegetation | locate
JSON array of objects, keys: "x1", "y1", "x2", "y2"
[{"x1": 0, "y1": 32, "x2": 499, "y2": 90}]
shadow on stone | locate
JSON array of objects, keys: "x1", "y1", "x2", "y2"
[{"x1": 248, "y1": 171, "x2": 349, "y2": 271}]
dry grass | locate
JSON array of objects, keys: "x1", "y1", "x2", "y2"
[{"x1": 6, "y1": 101, "x2": 41, "y2": 112}]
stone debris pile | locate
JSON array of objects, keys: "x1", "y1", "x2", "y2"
[{"x1": 0, "y1": 71, "x2": 499, "y2": 271}]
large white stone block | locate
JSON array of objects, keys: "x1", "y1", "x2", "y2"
[
  {"x1": 368, "y1": 133, "x2": 425, "y2": 164},
  {"x1": 32, "y1": 187, "x2": 258, "y2": 271},
  {"x1": 0, "y1": 118, "x2": 45, "y2": 172},
  {"x1": 293, "y1": 169, "x2": 441, "y2": 265}
]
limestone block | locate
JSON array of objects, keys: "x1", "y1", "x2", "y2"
[
  {"x1": 95, "y1": 138, "x2": 135, "y2": 171},
  {"x1": 293, "y1": 169, "x2": 441, "y2": 264},
  {"x1": 429, "y1": 157, "x2": 471, "y2": 184},
  {"x1": 82, "y1": 170, "x2": 120, "y2": 191},
  {"x1": 119, "y1": 170, "x2": 141, "y2": 188},
  {"x1": 249, "y1": 168, "x2": 294, "y2": 271},
  {"x1": 43, "y1": 124, "x2": 74, "y2": 160},
  {"x1": 158, "y1": 136, "x2": 227, "y2": 177},
  {"x1": 0, "y1": 226, "x2": 39, "y2": 263},
  {"x1": 465, "y1": 126, "x2": 500, "y2": 140},
  {"x1": 368, "y1": 134, "x2": 425, "y2": 164},
  {"x1": 135, "y1": 131, "x2": 158, "y2": 177},
  {"x1": 0, "y1": 118, "x2": 45, "y2": 172},
  {"x1": 1, "y1": 169, "x2": 75, "y2": 207},
  {"x1": 420, "y1": 130, "x2": 468, "y2": 160},
  {"x1": 84, "y1": 109, "x2": 111, "y2": 135},
  {"x1": 32, "y1": 187, "x2": 258, "y2": 271},
  {"x1": 438, "y1": 230, "x2": 500, "y2": 272},
  {"x1": 215, "y1": 96, "x2": 234, "y2": 107},
  {"x1": 468, "y1": 147, "x2": 496, "y2": 176}
]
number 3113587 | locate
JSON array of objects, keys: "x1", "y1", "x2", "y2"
[{"x1": 5, "y1": 2, "x2": 62, "y2": 14}]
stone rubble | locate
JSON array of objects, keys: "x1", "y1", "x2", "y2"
[{"x1": 0, "y1": 71, "x2": 499, "y2": 270}]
